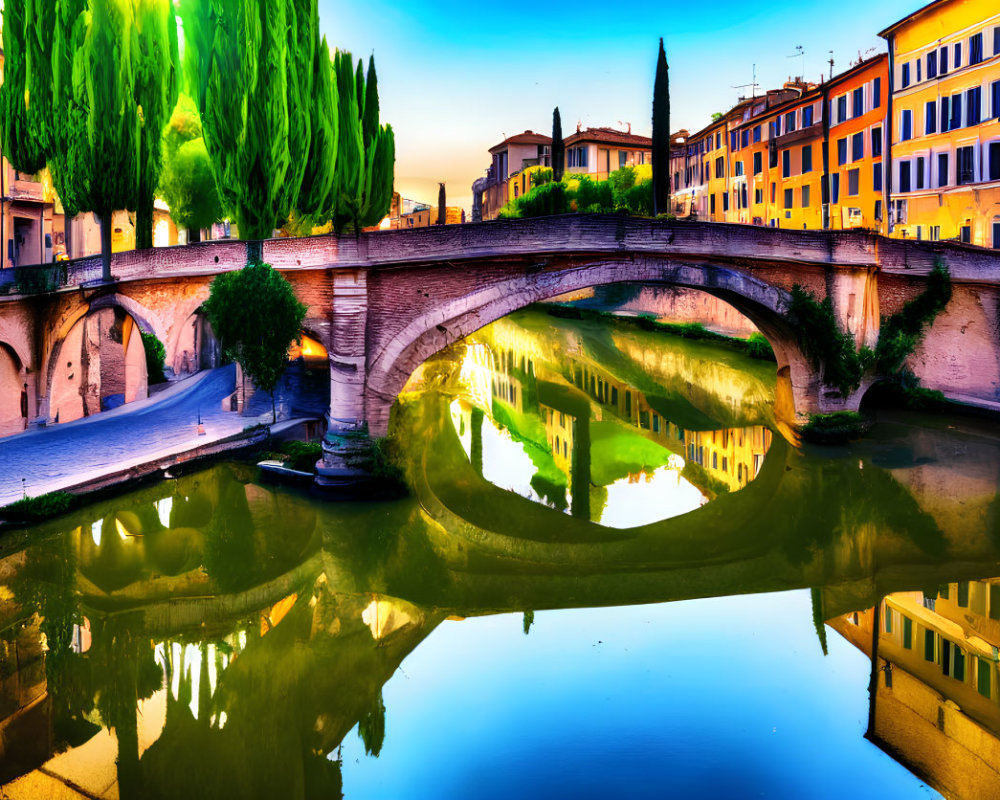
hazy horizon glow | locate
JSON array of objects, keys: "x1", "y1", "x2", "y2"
[{"x1": 318, "y1": 0, "x2": 918, "y2": 212}]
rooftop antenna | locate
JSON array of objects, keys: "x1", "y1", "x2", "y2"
[
  {"x1": 828, "y1": 51, "x2": 834, "y2": 80},
  {"x1": 732, "y1": 63, "x2": 760, "y2": 99},
  {"x1": 787, "y1": 45, "x2": 804, "y2": 81}
]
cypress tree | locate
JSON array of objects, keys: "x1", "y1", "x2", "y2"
[
  {"x1": 73, "y1": 0, "x2": 143, "y2": 281},
  {"x1": 359, "y1": 124, "x2": 395, "y2": 228},
  {"x1": 331, "y1": 50, "x2": 365, "y2": 233},
  {"x1": 652, "y1": 37, "x2": 671, "y2": 217},
  {"x1": 132, "y1": 0, "x2": 179, "y2": 250},
  {"x1": 295, "y1": 36, "x2": 339, "y2": 228},
  {"x1": 551, "y1": 107, "x2": 565, "y2": 182},
  {"x1": 357, "y1": 56, "x2": 394, "y2": 229},
  {"x1": 0, "y1": 0, "x2": 53, "y2": 177},
  {"x1": 199, "y1": 0, "x2": 292, "y2": 240},
  {"x1": 176, "y1": 0, "x2": 214, "y2": 103},
  {"x1": 331, "y1": 53, "x2": 394, "y2": 232},
  {"x1": 437, "y1": 183, "x2": 446, "y2": 225},
  {"x1": 355, "y1": 58, "x2": 366, "y2": 119},
  {"x1": 362, "y1": 54, "x2": 379, "y2": 150},
  {"x1": 49, "y1": 0, "x2": 89, "y2": 258},
  {"x1": 277, "y1": 0, "x2": 317, "y2": 226}
]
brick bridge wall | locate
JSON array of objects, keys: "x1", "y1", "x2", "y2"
[{"x1": 0, "y1": 215, "x2": 998, "y2": 441}]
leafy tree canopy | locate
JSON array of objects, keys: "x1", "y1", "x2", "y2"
[
  {"x1": 500, "y1": 168, "x2": 653, "y2": 219},
  {"x1": 202, "y1": 262, "x2": 307, "y2": 421},
  {"x1": 158, "y1": 94, "x2": 223, "y2": 232}
]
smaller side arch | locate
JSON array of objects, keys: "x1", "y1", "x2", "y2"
[
  {"x1": 43, "y1": 293, "x2": 163, "y2": 414},
  {"x1": 0, "y1": 342, "x2": 27, "y2": 437},
  {"x1": 44, "y1": 296, "x2": 159, "y2": 424}
]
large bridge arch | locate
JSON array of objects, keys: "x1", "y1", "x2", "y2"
[{"x1": 363, "y1": 256, "x2": 817, "y2": 437}]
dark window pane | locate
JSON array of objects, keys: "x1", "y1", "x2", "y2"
[{"x1": 979, "y1": 657, "x2": 992, "y2": 697}]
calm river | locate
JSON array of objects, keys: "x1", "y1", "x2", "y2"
[{"x1": 2, "y1": 308, "x2": 999, "y2": 798}]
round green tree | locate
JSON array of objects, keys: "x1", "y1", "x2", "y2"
[
  {"x1": 203, "y1": 262, "x2": 307, "y2": 422},
  {"x1": 158, "y1": 95, "x2": 223, "y2": 239}
]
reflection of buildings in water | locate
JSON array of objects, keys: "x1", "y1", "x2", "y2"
[
  {"x1": 564, "y1": 357, "x2": 772, "y2": 491},
  {"x1": 488, "y1": 345, "x2": 533, "y2": 414},
  {"x1": 461, "y1": 325, "x2": 772, "y2": 506},
  {"x1": 830, "y1": 580, "x2": 1000, "y2": 799},
  {"x1": 483, "y1": 337, "x2": 774, "y2": 493},
  {"x1": 0, "y1": 611, "x2": 51, "y2": 784},
  {"x1": 0, "y1": 550, "x2": 52, "y2": 783},
  {"x1": 684, "y1": 427, "x2": 773, "y2": 491},
  {"x1": 540, "y1": 403, "x2": 575, "y2": 477}
]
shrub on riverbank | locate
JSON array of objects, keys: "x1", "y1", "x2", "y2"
[
  {"x1": 3, "y1": 492, "x2": 76, "y2": 523},
  {"x1": 544, "y1": 304, "x2": 777, "y2": 361},
  {"x1": 277, "y1": 440, "x2": 323, "y2": 472},
  {"x1": 801, "y1": 411, "x2": 870, "y2": 444},
  {"x1": 746, "y1": 333, "x2": 775, "y2": 361}
]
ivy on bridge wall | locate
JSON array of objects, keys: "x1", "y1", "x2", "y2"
[{"x1": 788, "y1": 260, "x2": 953, "y2": 400}]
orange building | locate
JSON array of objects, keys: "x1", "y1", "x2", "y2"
[
  {"x1": 704, "y1": 116, "x2": 733, "y2": 222},
  {"x1": 729, "y1": 57, "x2": 888, "y2": 231}
]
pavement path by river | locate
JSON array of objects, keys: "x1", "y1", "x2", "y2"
[{"x1": 0, "y1": 365, "x2": 248, "y2": 506}]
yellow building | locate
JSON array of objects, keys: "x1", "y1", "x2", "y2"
[
  {"x1": 879, "y1": 1, "x2": 1000, "y2": 246},
  {"x1": 563, "y1": 126, "x2": 652, "y2": 182},
  {"x1": 684, "y1": 426, "x2": 773, "y2": 490},
  {"x1": 703, "y1": 117, "x2": 730, "y2": 222},
  {"x1": 482, "y1": 131, "x2": 552, "y2": 219}
]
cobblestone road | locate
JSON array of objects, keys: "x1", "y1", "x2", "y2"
[{"x1": 0, "y1": 365, "x2": 244, "y2": 506}]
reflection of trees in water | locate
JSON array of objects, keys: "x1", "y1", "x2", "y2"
[
  {"x1": 357, "y1": 689, "x2": 386, "y2": 757},
  {"x1": 89, "y1": 621, "x2": 163, "y2": 799},
  {"x1": 202, "y1": 472, "x2": 257, "y2": 593},
  {"x1": 523, "y1": 610, "x2": 534, "y2": 635},
  {"x1": 202, "y1": 470, "x2": 317, "y2": 593},
  {"x1": 811, "y1": 588, "x2": 829, "y2": 656},
  {"x1": 780, "y1": 456, "x2": 947, "y2": 567},
  {"x1": 10, "y1": 532, "x2": 96, "y2": 751}
]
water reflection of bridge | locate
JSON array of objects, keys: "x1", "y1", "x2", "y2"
[{"x1": 2, "y1": 405, "x2": 1000, "y2": 796}]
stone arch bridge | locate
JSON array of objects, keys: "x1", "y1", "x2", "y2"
[{"x1": 1, "y1": 215, "x2": 998, "y2": 479}]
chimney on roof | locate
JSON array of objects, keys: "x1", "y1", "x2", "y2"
[{"x1": 577, "y1": 121, "x2": 582, "y2": 133}]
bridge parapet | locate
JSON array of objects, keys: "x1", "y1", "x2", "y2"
[{"x1": 3, "y1": 216, "x2": 999, "y2": 300}]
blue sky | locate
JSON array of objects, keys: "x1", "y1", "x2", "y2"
[{"x1": 317, "y1": 0, "x2": 919, "y2": 211}]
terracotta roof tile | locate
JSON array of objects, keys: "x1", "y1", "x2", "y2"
[
  {"x1": 564, "y1": 127, "x2": 652, "y2": 147},
  {"x1": 489, "y1": 131, "x2": 552, "y2": 153}
]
